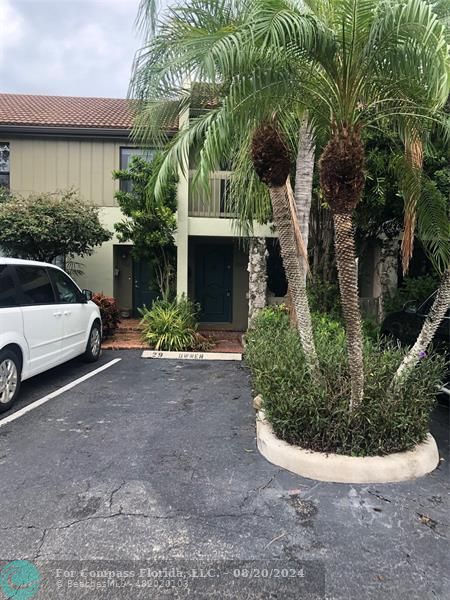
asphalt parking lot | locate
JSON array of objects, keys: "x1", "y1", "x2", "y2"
[{"x1": 0, "y1": 350, "x2": 448, "y2": 599}]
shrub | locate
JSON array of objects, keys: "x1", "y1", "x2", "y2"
[
  {"x1": 362, "y1": 317, "x2": 381, "y2": 343},
  {"x1": 139, "y1": 297, "x2": 200, "y2": 351},
  {"x1": 307, "y1": 277, "x2": 382, "y2": 340},
  {"x1": 307, "y1": 277, "x2": 341, "y2": 321},
  {"x1": 384, "y1": 274, "x2": 439, "y2": 315},
  {"x1": 0, "y1": 190, "x2": 111, "y2": 262},
  {"x1": 92, "y1": 293, "x2": 121, "y2": 338},
  {"x1": 245, "y1": 307, "x2": 445, "y2": 456}
]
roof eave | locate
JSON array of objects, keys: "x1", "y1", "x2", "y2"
[
  {"x1": 0, "y1": 124, "x2": 178, "y2": 141},
  {"x1": 0, "y1": 124, "x2": 132, "y2": 140}
]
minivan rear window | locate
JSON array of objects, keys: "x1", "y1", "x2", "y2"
[
  {"x1": 0, "y1": 265, "x2": 17, "y2": 307},
  {"x1": 16, "y1": 266, "x2": 55, "y2": 305}
]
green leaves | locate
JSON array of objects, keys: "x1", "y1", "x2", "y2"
[
  {"x1": 246, "y1": 306, "x2": 446, "y2": 456},
  {"x1": 416, "y1": 178, "x2": 450, "y2": 274},
  {"x1": 139, "y1": 297, "x2": 199, "y2": 351},
  {"x1": 113, "y1": 154, "x2": 177, "y2": 260},
  {"x1": 132, "y1": 0, "x2": 450, "y2": 269},
  {"x1": 0, "y1": 190, "x2": 111, "y2": 263}
]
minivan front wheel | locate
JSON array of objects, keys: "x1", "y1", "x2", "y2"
[
  {"x1": 0, "y1": 350, "x2": 21, "y2": 413},
  {"x1": 83, "y1": 322, "x2": 102, "y2": 363}
]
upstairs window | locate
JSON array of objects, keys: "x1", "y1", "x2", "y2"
[
  {"x1": 119, "y1": 147, "x2": 155, "y2": 192},
  {"x1": 0, "y1": 143, "x2": 10, "y2": 189}
]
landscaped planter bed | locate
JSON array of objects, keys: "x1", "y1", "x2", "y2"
[{"x1": 256, "y1": 408, "x2": 439, "y2": 484}]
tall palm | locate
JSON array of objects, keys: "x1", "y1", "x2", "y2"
[
  {"x1": 130, "y1": 0, "x2": 321, "y2": 374},
  {"x1": 243, "y1": 0, "x2": 449, "y2": 408},
  {"x1": 295, "y1": 117, "x2": 316, "y2": 267},
  {"x1": 391, "y1": 5, "x2": 450, "y2": 384},
  {"x1": 132, "y1": 0, "x2": 449, "y2": 409},
  {"x1": 393, "y1": 136, "x2": 450, "y2": 384}
]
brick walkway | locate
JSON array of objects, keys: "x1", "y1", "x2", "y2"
[{"x1": 102, "y1": 319, "x2": 244, "y2": 353}]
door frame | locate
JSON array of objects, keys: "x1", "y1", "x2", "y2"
[
  {"x1": 132, "y1": 258, "x2": 160, "y2": 316},
  {"x1": 194, "y1": 242, "x2": 233, "y2": 323}
]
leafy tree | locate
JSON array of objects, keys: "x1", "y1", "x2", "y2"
[
  {"x1": 113, "y1": 154, "x2": 177, "y2": 299},
  {"x1": 0, "y1": 190, "x2": 111, "y2": 263},
  {"x1": 0, "y1": 187, "x2": 11, "y2": 203}
]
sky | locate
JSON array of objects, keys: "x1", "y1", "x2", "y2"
[{"x1": 0, "y1": 0, "x2": 147, "y2": 98}]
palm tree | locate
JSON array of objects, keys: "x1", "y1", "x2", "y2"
[
  {"x1": 243, "y1": 0, "x2": 449, "y2": 408},
  {"x1": 295, "y1": 117, "x2": 316, "y2": 271},
  {"x1": 130, "y1": 0, "x2": 321, "y2": 374},
  {"x1": 250, "y1": 121, "x2": 319, "y2": 371},
  {"x1": 393, "y1": 138, "x2": 450, "y2": 384},
  {"x1": 132, "y1": 0, "x2": 449, "y2": 409}
]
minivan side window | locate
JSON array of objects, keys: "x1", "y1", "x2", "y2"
[
  {"x1": 0, "y1": 265, "x2": 17, "y2": 308},
  {"x1": 16, "y1": 266, "x2": 55, "y2": 305},
  {"x1": 49, "y1": 269, "x2": 82, "y2": 304}
]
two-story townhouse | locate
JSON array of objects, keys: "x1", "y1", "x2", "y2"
[{"x1": 0, "y1": 93, "x2": 278, "y2": 330}]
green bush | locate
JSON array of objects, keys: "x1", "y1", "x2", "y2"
[
  {"x1": 92, "y1": 293, "x2": 121, "y2": 338},
  {"x1": 139, "y1": 297, "x2": 199, "y2": 351},
  {"x1": 362, "y1": 317, "x2": 381, "y2": 343},
  {"x1": 0, "y1": 190, "x2": 111, "y2": 262},
  {"x1": 245, "y1": 307, "x2": 445, "y2": 456},
  {"x1": 384, "y1": 274, "x2": 439, "y2": 315},
  {"x1": 307, "y1": 276, "x2": 381, "y2": 340},
  {"x1": 307, "y1": 277, "x2": 341, "y2": 321}
]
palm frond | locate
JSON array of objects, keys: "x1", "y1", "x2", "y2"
[
  {"x1": 131, "y1": 0, "x2": 450, "y2": 272},
  {"x1": 416, "y1": 178, "x2": 450, "y2": 275},
  {"x1": 400, "y1": 135, "x2": 423, "y2": 274}
]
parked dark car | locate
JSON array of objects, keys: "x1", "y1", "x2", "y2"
[
  {"x1": 381, "y1": 292, "x2": 450, "y2": 395},
  {"x1": 381, "y1": 293, "x2": 450, "y2": 349}
]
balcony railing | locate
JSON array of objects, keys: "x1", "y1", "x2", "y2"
[{"x1": 188, "y1": 170, "x2": 235, "y2": 218}]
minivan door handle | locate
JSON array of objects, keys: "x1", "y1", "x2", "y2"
[
  {"x1": 63, "y1": 311, "x2": 71, "y2": 316},
  {"x1": 53, "y1": 312, "x2": 62, "y2": 317}
]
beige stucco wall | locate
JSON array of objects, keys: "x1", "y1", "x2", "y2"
[
  {"x1": 187, "y1": 216, "x2": 275, "y2": 238},
  {"x1": 7, "y1": 137, "x2": 125, "y2": 207},
  {"x1": 3, "y1": 134, "x2": 273, "y2": 325},
  {"x1": 72, "y1": 206, "x2": 127, "y2": 296},
  {"x1": 3, "y1": 137, "x2": 133, "y2": 297}
]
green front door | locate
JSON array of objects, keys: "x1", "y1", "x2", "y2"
[
  {"x1": 195, "y1": 244, "x2": 233, "y2": 323},
  {"x1": 133, "y1": 259, "x2": 159, "y2": 315}
]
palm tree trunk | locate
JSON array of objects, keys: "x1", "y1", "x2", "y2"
[
  {"x1": 248, "y1": 237, "x2": 268, "y2": 326},
  {"x1": 377, "y1": 234, "x2": 399, "y2": 322},
  {"x1": 294, "y1": 118, "x2": 315, "y2": 261},
  {"x1": 333, "y1": 212, "x2": 364, "y2": 409},
  {"x1": 270, "y1": 184, "x2": 319, "y2": 375},
  {"x1": 393, "y1": 267, "x2": 450, "y2": 384}
]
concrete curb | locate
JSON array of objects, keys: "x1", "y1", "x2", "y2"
[
  {"x1": 142, "y1": 350, "x2": 242, "y2": 361},
  {"x1": 256, "y1": 410, "x2": 439, "y2": 483}
]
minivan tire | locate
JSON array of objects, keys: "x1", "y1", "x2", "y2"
[
  {"x1": 0, "y1": 349, "x2": 21, "y2": 413},
  {"x1": 83, "y1": 322, "x2": 102, "y2": 363}
]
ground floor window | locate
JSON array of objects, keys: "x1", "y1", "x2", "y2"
[{"x1": 0, "y1": 143, "x2": 10, "y2": 189}]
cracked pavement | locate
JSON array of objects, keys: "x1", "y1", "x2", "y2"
[{"x1": 0, "y1": 350, "x2": 448, "y2": 599}]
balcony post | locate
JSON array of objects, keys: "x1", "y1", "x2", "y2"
[{"x1": 176, "y1": 107, "x2": 189, "y2": 298}]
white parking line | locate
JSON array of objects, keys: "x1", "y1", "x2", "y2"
[{"x1": 0, "y1": 358, "x2": 122, "y2": 429}]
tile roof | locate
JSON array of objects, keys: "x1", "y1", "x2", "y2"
[{"x1": 0, "y1": 94, "x2": 135, "y2": 130}]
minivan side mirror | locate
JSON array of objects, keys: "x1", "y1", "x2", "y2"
[
  {"x1": 82, "y1": 289, "x2": 93, "y2": 302},
  {"x1": 403, "y1": 300, "x2": 417, "y2": 314}
]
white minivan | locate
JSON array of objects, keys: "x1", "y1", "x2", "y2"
[{"x1": 0, "y1": 258, "x2": 102, "y2": 412}]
